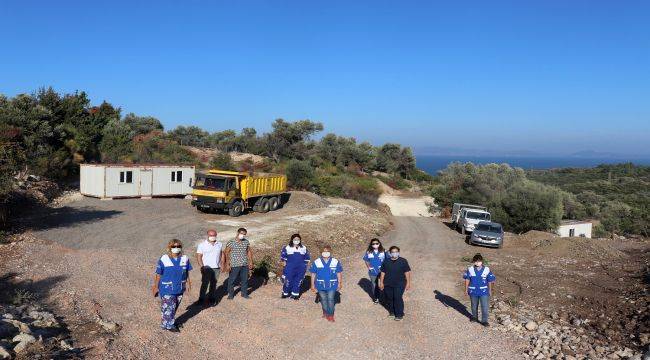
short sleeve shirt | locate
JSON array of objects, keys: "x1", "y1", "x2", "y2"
[
  {"x1": 226, "y1": 238, "x2": 250, "y2": 267},
  {"x1": 197, "y1": 240, "x2": 223, "y2": 268},
  {"x1": 380, "y1": 257, "x2": 411, "y2": 287}
]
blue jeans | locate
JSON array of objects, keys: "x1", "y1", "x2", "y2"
[
  {"x1": 470, "y1": 295, "x2": 489, "y2": 323},
  {"x1": 227, "y1": 266, "x2": 249, "y2": 298},
  {"x1": 318, "y1": 290, "x2": 336, "y2": 316},
  {"x1": 384, "y1": 285, "x2": 405, "y2": 317},
  {"x1": 369, "y1": 275, "x2": 381, "y2": 301}
]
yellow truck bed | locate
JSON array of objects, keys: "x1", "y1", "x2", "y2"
[{"x1": 207, "y1": 169, "x2": 287, "y2": 200}]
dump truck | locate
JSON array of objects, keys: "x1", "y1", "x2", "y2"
[{"x1": 191, "y1": 169, "x2": 287, "y2": 217}]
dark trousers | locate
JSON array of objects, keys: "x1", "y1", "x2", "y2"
[
  {"x1": 199, "y1": 267, "x2": 221, "y2": 302},
  {"x1": 227, "y1": 266, "x2": 249, "y2": 298},
  {"x1": 384, "y1": 285, "x2": 405, "y2": 317}
]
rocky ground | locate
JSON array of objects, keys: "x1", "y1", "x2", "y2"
[{"x1": 439, "y1": 223, "x2": 650, "y2": 359}]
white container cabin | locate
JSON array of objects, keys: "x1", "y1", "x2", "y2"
[
  {"x1": 80, "y1": 164, "x2": 195, "y2": 199},
  {"x1": 556, "y1": 220, "x2": 593, "y2": 238}
]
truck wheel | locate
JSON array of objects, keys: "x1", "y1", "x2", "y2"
[
  {"x1": 228, "y1": 201, "x2": 244, "y2": 217},
  {"x1": 259, "y1": 198, "x2": 270, "y2": 213},
  {"x1": 197, "y1": 207, "x2": 208, "y2": 213},
  {"x1": 268, "y1": 197, "x2": 280, "y2": 211}
]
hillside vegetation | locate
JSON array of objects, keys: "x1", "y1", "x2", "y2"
[
  {"x1": 431, "y1": 162, "x2": 649, "y2": 236},
  {"x1": 0, "y1": 88, "x2": 425, "y2": 231}
]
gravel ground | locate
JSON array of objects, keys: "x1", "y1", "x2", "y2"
[{"x1": 3, "y1": 195, "x2": 525, "y2": 359}]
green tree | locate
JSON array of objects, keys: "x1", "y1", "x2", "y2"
[
  {"x1": 100, "y1": 119, "x2": 135, "y2": 162},
  {"x1": 168, "y1": 125, "x2": 210, "y2": 147},
  {"x1": 286, "y1": 159, "x2": 315, "y2": 189},
  {"x1": 491, "y1": 181, "x2": 563, "y2": 233},
  {"x1": 123, "y1": 113, "x2": 163, "y2": 136},
  {"x1": 262, "y1": 119, "x2": 323, "y2": 162}
]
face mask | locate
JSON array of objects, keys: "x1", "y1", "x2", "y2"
[
  {"x1": 292, "y1": 239, "x2": 301, "y2": 245},
  {"x1": 208, "y1": 236, "x2": 217, "y2": 242},
  {"x1": 171, "y1": 247, "x2": 181, "y2": 254},
  {"x1": 321, "y1": 252, "x2": 331, "y2": 258},
  {"x1": 238, "y1": 234, "x2": 245, "y2": 240},
  {"x1": 372, "y1": 244, "x2": 380, "y2": 249},
  {"x1": 390, "y1": 252, "x2": 399, "y2": 259},
  {"x1": 474, "y1": 261, "x2": 483, "y2": 267}
]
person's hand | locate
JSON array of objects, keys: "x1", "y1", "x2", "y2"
[
  {"x1": 338, "y1": 284, "x2": 343, "y2": 292},
  {"x1": 310, "y1": 286, "x2": 317, "y2": 293},
  {"x1": 405, "y1": 283, "x2": 411, "y2": 291},
  {"x1": 200, "y1": 266, "x2": 206, "y2": 274},
  {"x1": 378, "y1": 282, "x2": 384, "y2": 290},
  {"x1": 151, "y1": 285, "x2": 158, "y2": 297}
]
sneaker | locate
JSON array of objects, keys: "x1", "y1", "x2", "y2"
[
  {"x1": 469, "y1": 317, "x2": 477, "y2": 323},
  {"x1": 327, "y1": 315, "x2": 335, "y2": 322},
  {"x1": 388, "y1": 313, "x2": 395, "y2": 318},
  {"x1": 242, "y1": 295, "x2": 251, "y2": 299},
  {"x1": 394, "y1": 317, "x2": 403, "y2": 321},
  {"x1": 291, "y1": 295, "x2": 300, "y2": 301},
  {"x1": 373, "y1": 298, "x2": 379, "y2": 304},
  {"x1": 227, "y1": 296, "x2": 234, "y2": 300},
  {"x1": 166, "y1": 326, "x2": 180, "y2": 333},
  {"x1": 481, "y1": 322, "x2": 490, "y2": 327},
  {"x1": 281, "y1": 294, "x2": 290, "y2": 299}
]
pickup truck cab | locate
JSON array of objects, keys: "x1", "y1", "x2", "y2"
[{"x1": 457, "y1": 208, "x2": 491, "y2": 234}]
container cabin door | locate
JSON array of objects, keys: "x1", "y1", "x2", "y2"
[{"x1": 140, "y1": 169, "x2": 153, "y2": 196}]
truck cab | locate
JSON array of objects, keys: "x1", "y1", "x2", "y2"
[
  {"x1": 191, "y1": 173, "x2": 240, "y2": 212},
  {"x1": 457, "y1": 208, "x2": 492, "y2": 234}
]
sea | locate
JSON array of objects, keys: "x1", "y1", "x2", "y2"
[{"x1": 416, "y1": 155, "x2": 650, "y2": 175}]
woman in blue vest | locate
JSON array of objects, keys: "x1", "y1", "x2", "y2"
[
  {"x1": 463, "y1": 253, "x2": 495, "y2": 327},
  {"x1": 152, "y1": 239, "x2": 193, "y2": 332},
  {"x1": 362, "y1": 238, "x2": 385, "y2": 304},
  {"x1": 309, "y1": 245, "x2": 343, "y2": 322},
  {"x1": 280, "y1": 233, "x2": 311, "y2": 300}
]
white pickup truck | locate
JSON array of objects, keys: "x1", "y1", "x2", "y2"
[{"x1": 457, "y1": 208, "x2": 492, "y2": 234}]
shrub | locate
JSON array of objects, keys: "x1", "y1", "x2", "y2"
[
  {"x1": 210, "y1": 152, "x2": 236, "y2": 171},
  {"x1": 286, "y1": 160, "x2": 315, "y2": 190},
  {"x1": 313, "y1": 173, "x2": 380, "y2": 206},
  {"x1": 490, "y1": 181, "x2": 563, "y2": 233}
]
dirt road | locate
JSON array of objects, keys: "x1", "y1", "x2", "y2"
[{"x1": 4, "y1": 195, "x2": 524, "y2": 359}]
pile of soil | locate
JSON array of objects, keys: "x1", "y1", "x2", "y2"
[{"x1": 282, "y1": 191, "x2": 330, "y2": 211}]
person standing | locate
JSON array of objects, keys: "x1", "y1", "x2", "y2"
[
  {"x1": 379, "y1": 246, "x2": 411, "y2": 321},
  {"x1": 362, "y1": 238, "x2": 386, "y2": 304},
  {"x1": 463, "y1": 253, "x2": 496, "y2": 326},
  {"x1": 280, "y1": 233, "x2": 311, "y2": 300},
  {"x1": 152, "y1": 239, "x2": 192, "y2": 332},
  {"x1": 309, "y1": 245, "x2": 342, "y2": 322},
  {"x1": 196, "y1": 229, "x2": 224, "y2": 306},
  {"x1": 224, "y1": 228, "x2": 253, "y2": 300}
]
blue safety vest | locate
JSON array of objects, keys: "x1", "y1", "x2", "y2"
[
  {"x1": 362, "y1": 250, "x2": 386, "y2": 276},
  {"x1": 281, "y1": 245, "x2": 310, "y2": 274},
  {"x1": 463, "y1": 266, "x2": 495, "y2": 297},
  {"x1": 156, "y1": 254, "x2": 192, "y2": 296},
  {"x1": 309, "y1": 257, "x2": 343, "y2": 291}
]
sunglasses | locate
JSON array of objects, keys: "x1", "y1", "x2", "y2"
[
  {"x1": 171, "y1": 245, "x2": 182, "y2": 249},
  {"x1": 371, "y1": 243, "x2": 380, "y2": 245}
]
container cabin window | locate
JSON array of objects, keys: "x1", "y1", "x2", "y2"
[
  {"x1": 120, "y1": 171, "x2": 133, "y2": 184},
  {"x1": 171, "y1": 171, "x2": 183, "y2": 182}
]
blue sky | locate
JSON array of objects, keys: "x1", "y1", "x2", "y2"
[{"x1": 1, "y1": 1, "x2": 649, "y2": 156}]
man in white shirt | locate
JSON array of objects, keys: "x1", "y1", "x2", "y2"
[{"x1": 196, "y1": 229, "x2": 224, "y2": 306}]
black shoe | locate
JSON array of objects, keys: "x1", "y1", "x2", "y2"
[
  {"x1": 291, "y1": 295, "x2": 300, "y2": 300},
  {"x1": 281, "y1": 294, "x2": 290, "y2": 299},
  {"x1": 227, "y1": 295, "x2": 234, "y2": 300},
  {"x1": 242, "y1": 295, "x2": 251, "y2": 299},
  {"x1": 481, "y1": 322, "x2": 490, "y2": 327},
  {"x1": 469, "y1": 317, "x2": 478, "y2": 323},
  {"x1": 166, "y1": 326, "x2": 180, "y2": 333},
  {"x1": 373, "y1": 298, "x2": 379, "y2": 304},
  {"x1": 388, "y1": 313, "x2": 395, "y2": 318},
  {"x1": 394, "y1": 317, "x2": 403, "y2": 321}
]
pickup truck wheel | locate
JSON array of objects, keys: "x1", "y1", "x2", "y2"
[
  {"x1": 228, "y1": 201, "x2": 244, "y2": 217},
  {"x1": 268, "y1": 197, "x2": 280, "y2": 211},
  {"x1": 259, "y1": 198, "x2": 270, "y2": 213}
]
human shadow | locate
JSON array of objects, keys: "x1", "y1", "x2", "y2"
[
  {"x1": 358, "y1": 278, "x2": 374, "y2": 300},
  {"x1": 433, "y1": 290, "x2": 472, "y2": 319},
  {"x1": 299, "y1": 275, "x2": 312, "y2": 296}
]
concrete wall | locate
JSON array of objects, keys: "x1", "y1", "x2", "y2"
[
  {"x1": 80, "y1": 165, "x2": 105, "y2": 197},
  {"x1": 557, "y1": 223, "x2": 592, "y2": 238}
]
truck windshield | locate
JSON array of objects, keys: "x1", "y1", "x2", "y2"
[
  {"x1": 466, "y1": 212, "x2": 490, "y2": 220},
  {"x1": 476, "y1": 224, "x2": 502, "y2": 233},
  {"x1": 195, "y1": 176, "x2": 226, "y2": 190}
]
